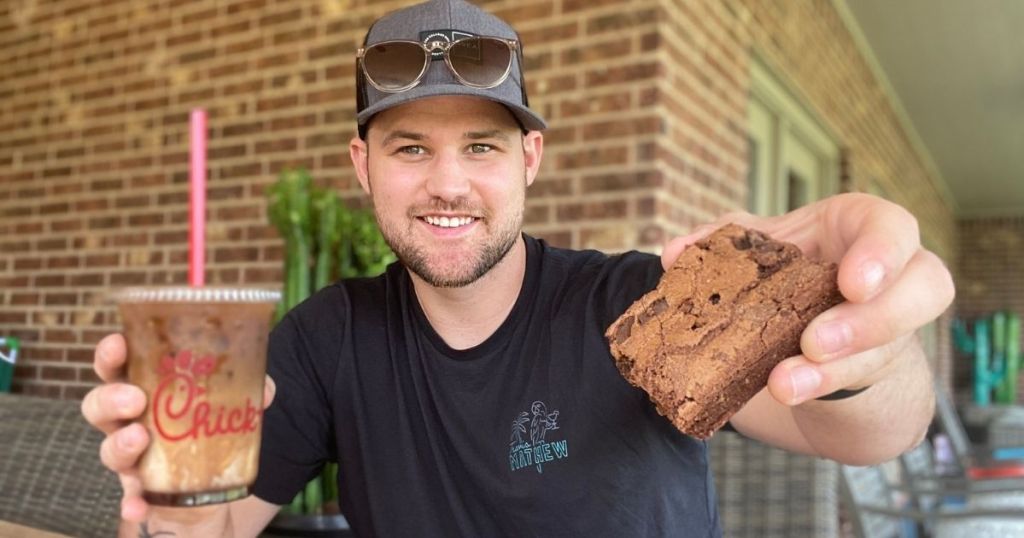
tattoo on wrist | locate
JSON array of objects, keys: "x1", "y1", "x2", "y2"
[{"x1": 139, "y1": 522, "x2": 176, "y2": 537}]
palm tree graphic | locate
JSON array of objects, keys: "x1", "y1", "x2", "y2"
[{"x1": 510, "y1": 411, "x2": 530, "y2": 446}]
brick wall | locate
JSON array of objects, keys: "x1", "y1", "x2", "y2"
[
  {"x1": 0, "y1": 0, "x2": 955, "y2": 398},
  {"x1": 953, "y1": 217, "x2": 1024, "y2": 398}
]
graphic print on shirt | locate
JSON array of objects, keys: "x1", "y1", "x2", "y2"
[{"x1": 508, "y1": 401, "x2": 569, "y2": 473}]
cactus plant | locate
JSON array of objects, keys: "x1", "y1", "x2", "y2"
[{"x1": 267, "y1": 168, "x2": 395, "y2": 516}]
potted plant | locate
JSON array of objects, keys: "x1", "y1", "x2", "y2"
[{"x1": 264, "y1": 168, "x2": 394, "y2": 535}]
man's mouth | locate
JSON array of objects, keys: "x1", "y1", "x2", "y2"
[{"x1": 421, "y1": 215, "x2": 477, "y2": 229}]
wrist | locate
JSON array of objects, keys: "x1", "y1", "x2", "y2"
[{"x1": 816, "y1": 385, "x2": 871, "y2": 401}]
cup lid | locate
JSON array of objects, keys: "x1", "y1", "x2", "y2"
[{"x1": 112, "y1": 287, "x2": 282, "y2": 304}]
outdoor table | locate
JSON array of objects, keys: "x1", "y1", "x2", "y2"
[{"x1": 0, "y1": 519, "x2": 72, "y2": 538}]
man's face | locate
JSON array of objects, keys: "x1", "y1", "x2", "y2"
[{"x1": 350, "y1": 96, "x2": 544, "y2": 288}]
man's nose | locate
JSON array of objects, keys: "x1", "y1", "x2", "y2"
[{"x1": 424, "y1": 150, "x2": 471, "y2": 201}]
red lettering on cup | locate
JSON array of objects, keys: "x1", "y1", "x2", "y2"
[{"x1": 152, "y1": 350, "x2": 261, "y2": 442}]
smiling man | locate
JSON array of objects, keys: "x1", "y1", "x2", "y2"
[{"x1": 83, "y1": 1, "x2": 953, "y2": 536}]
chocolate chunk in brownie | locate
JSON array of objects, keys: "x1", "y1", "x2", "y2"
[{"x1": 605, "y1": 223, "x2": 844, "y2": 439}]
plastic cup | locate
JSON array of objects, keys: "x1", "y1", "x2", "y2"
[{"x1": 115, "y1": 287, "x2": 280, "y2": 507}]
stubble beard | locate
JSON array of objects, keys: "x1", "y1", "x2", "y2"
[{"x1": 368, "y1": 175, "x2": 524, "y2": 289}]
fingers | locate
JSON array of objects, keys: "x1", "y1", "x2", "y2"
[
  {"x1": 117, "y1": 472, "x2": 149, "y2": 522},
  {"x1": 263, "y1": 375, "x2": 276, "y2": 409},
  {"x1": 802, "y1": 248, "x2": 954, "y2": 361},
  {"x1": 660, "y1": 212, "x2": 758, "y2": 271},
  {"x1": 99, "y1": 422, "x2": 149, "y2": 473},
  {"x1": 90, "y1": 332, "x2": 152, "y2": 522},
  {"x1": 833, "y1": 201, "x2": 921, "y2": 303},
  {"x1": 96, "y1": 420, "x2": 150, "y2": 522},
  {"x1": 94, "y1": 333, "x2": 128, "y2": 383},
  {"x1": 661, "y1": 231, "x2": 708, "y2": 272},
  {"x1": 121, "y1": 494, "x2": 149, "y2": 523},
  {"x1": 81, "y1": 382, "x2": 147, "y2": 434},
  {"x1": 768, "y1": 334, "x2": 914, "y2": 405}
]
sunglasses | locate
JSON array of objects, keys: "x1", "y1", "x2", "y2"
[{"x1": 357, "y1": 36, "x2": 520, "y2": 92}]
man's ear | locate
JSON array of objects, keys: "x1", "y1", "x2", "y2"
[
  {"x1": 522, "y1": 131, "x2": 544, "y2": 187},
  {"x1": 350, "y1": 136, "x2": 371, "y2": 195}
]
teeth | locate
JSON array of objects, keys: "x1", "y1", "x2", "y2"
[{"x1": 424, "y1": 216, "x2": 475, "y2": 228}]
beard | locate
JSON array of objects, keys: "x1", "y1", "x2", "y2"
[{"x1": 368, "y1": 176, "x2": 524, "y2": 289}]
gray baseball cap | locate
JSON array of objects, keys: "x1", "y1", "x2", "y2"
[{"x1": 356, "y1": 0, "x2": 547, "y2": 133}]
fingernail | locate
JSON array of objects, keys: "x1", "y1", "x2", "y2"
[
  {"x1": 115, "y1": 390, "x2": 135, "y2": 412},
  {"x1": 860, "y1": 260, "x2": 885, "y2": 296},
  {"x1": 816, "y1": 320, "x2": 852, "y2": 355},
  {"x1": 790, "y1": 366, "x2": 822, "y2": 404},
  {"x1": 118, "y1": 429, "x2": 139, "y2": 451}
]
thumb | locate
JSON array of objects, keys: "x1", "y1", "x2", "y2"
[{"x1": 661, "y1": 226, "x2": 715, "y2": 271}]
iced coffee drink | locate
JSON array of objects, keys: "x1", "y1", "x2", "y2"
[{"x1": 116, "y1": 287, "x2": 279, "y2": 507}]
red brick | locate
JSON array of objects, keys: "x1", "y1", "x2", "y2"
[
  {"x1": 582, "y1": 116, "x2": 664, "y2": 141},
  {"x1": 70, "y1": 273, "x2": 105, "y2": 286},
  {"x1": 51, "y1": 218, "x2": 84, "y2": 232},
  {"x1": 22, "y1": 385, "x2": 63, "y2": 399},
  {"x1": 260, "y1": 7, "x2": 303, "y2": 27},
  {"x1": 128, "y1": 213, "x2": 165, "y2": 226},
  {"x1": 244, "y1": 266, "x2": 283, "y2": 283},
  {"x1": 583, "y1": 170, "x2": 664, "y2": 192},
  {"x1": 211, "y1": 19, "x2": 251, "y2": 38},
  {"x1": 556, "y1": 200, "x2": 628, "y2": 221},
  {"x1": 155, "y1": 230, "x2": 188, "y2": 245},
  {"x1": 14, "y1": 257, "x2": 43, "y2": 271},
  {"x1": 34, "y1": 274, "x2": 67, "y2": 287},
  {"x1": 555, "y1": 146, "x2": 629, "y2": 170},
  {"x1": 110, "y1": 272, "x2": 147, "y2": 285},
  {"x1": 0, "y1": 312, "x2": 27, "y2": 324},
  {"x1": 64, "y1": 385, "x2": 94, "y2": 400},
  {"x1": 225, "y1": 37, "x2": 265, "y2": 55},
  {"x1": 44, "y1": 293, "x2": 78, "y2": 306},
  {"x1": 67, "y1": 348, "x2": 96, "y2": 364},
  {"x1": 222, "y1": 121, "x2": 264, "y2": 138},
  {"x1": 584, "y1": 62, "x2": 661, "y2": 87},
  {"x1": 89, "y1": 216, "x2": 122, "y2": 229},
  {"x1": 255, "y1": 138, "x2": 298, "y2": 153},
  {"x1": 85, "y1": 254, "x2": 120, "y2": 268},
  {"x1": 11, "y1": 293, "x2": 40, "y2": 306},
  {"x1": 14, "y1": 365, "x2": 38, "y2": 380}
]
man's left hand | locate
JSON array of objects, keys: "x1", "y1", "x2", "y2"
[{"x1": 661, "y1": 193, "x2": 955, "y2": 406}]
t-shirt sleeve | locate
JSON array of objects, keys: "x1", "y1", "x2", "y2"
[{"x1": 252, "y1": 312, "x2": 334, "y2": 505}]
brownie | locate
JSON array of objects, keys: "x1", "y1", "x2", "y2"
[{"x1": 605, "y1": 224, "x2": 844, "y2": 439}]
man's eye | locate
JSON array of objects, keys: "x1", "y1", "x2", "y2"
[
  {"x1": 469, "y1": 143, "x2": 494, "y2": 154},
  {"x1": 398, "y1": 145, "x2": 426, "y2": 155}
]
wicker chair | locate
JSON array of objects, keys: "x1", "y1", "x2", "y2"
[
  {"x1": 709, "y1": 431, "x2": 839, "y2": 537},
  {"x1": 0, "y1": 393, "x2": 121, "y2": 537}
]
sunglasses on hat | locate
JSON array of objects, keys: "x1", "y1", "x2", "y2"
[{"x1": 357, "y1": 36, "x2": 520, "y2": 92}]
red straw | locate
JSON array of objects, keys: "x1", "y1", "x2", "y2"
[{"x1": 189, "y1": 109, "x2": 207, "y2": 287}]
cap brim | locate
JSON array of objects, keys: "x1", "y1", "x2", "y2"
[{"x1": 356, "y1": 83, "x2": 547, "y2": 133}]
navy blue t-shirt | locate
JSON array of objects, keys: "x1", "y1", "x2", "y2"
[{"x1": 253, "y1": 234, "x2": 721, "y2": 537}]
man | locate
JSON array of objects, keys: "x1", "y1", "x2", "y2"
[{"x1": 82, "y1": 0, "x2": 954, "y2": 536}]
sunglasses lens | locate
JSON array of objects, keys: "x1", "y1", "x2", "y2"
[
  {"x1": 363, "y1": 42, "x2": 428, "y2": 90},
  {"x1": 448, "y1": 38, "x2": 513, "y2": 87}
]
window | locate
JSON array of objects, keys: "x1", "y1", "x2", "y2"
[{"x1": 746, "y1": 58, "x2": 840, "y2": 216}]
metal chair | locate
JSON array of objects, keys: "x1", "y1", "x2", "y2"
[
  {"x1": 934, "y1": 381, "x2": 1024, "y2": 478},
  {"x1": 840, "y1": 461, "x2": 1024, "y2": 538}
]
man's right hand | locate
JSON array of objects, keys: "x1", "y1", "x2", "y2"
[
  {"x1": 81, "y1": 333, "x2": 151, "y2": 522},
  {"x1": 81, "y1": 333, "x2": 280, "y2": 536}
]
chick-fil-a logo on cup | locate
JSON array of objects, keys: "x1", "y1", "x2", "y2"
[{"x1": 152, "y1": 350, "x2": 261, "y2": 442}]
